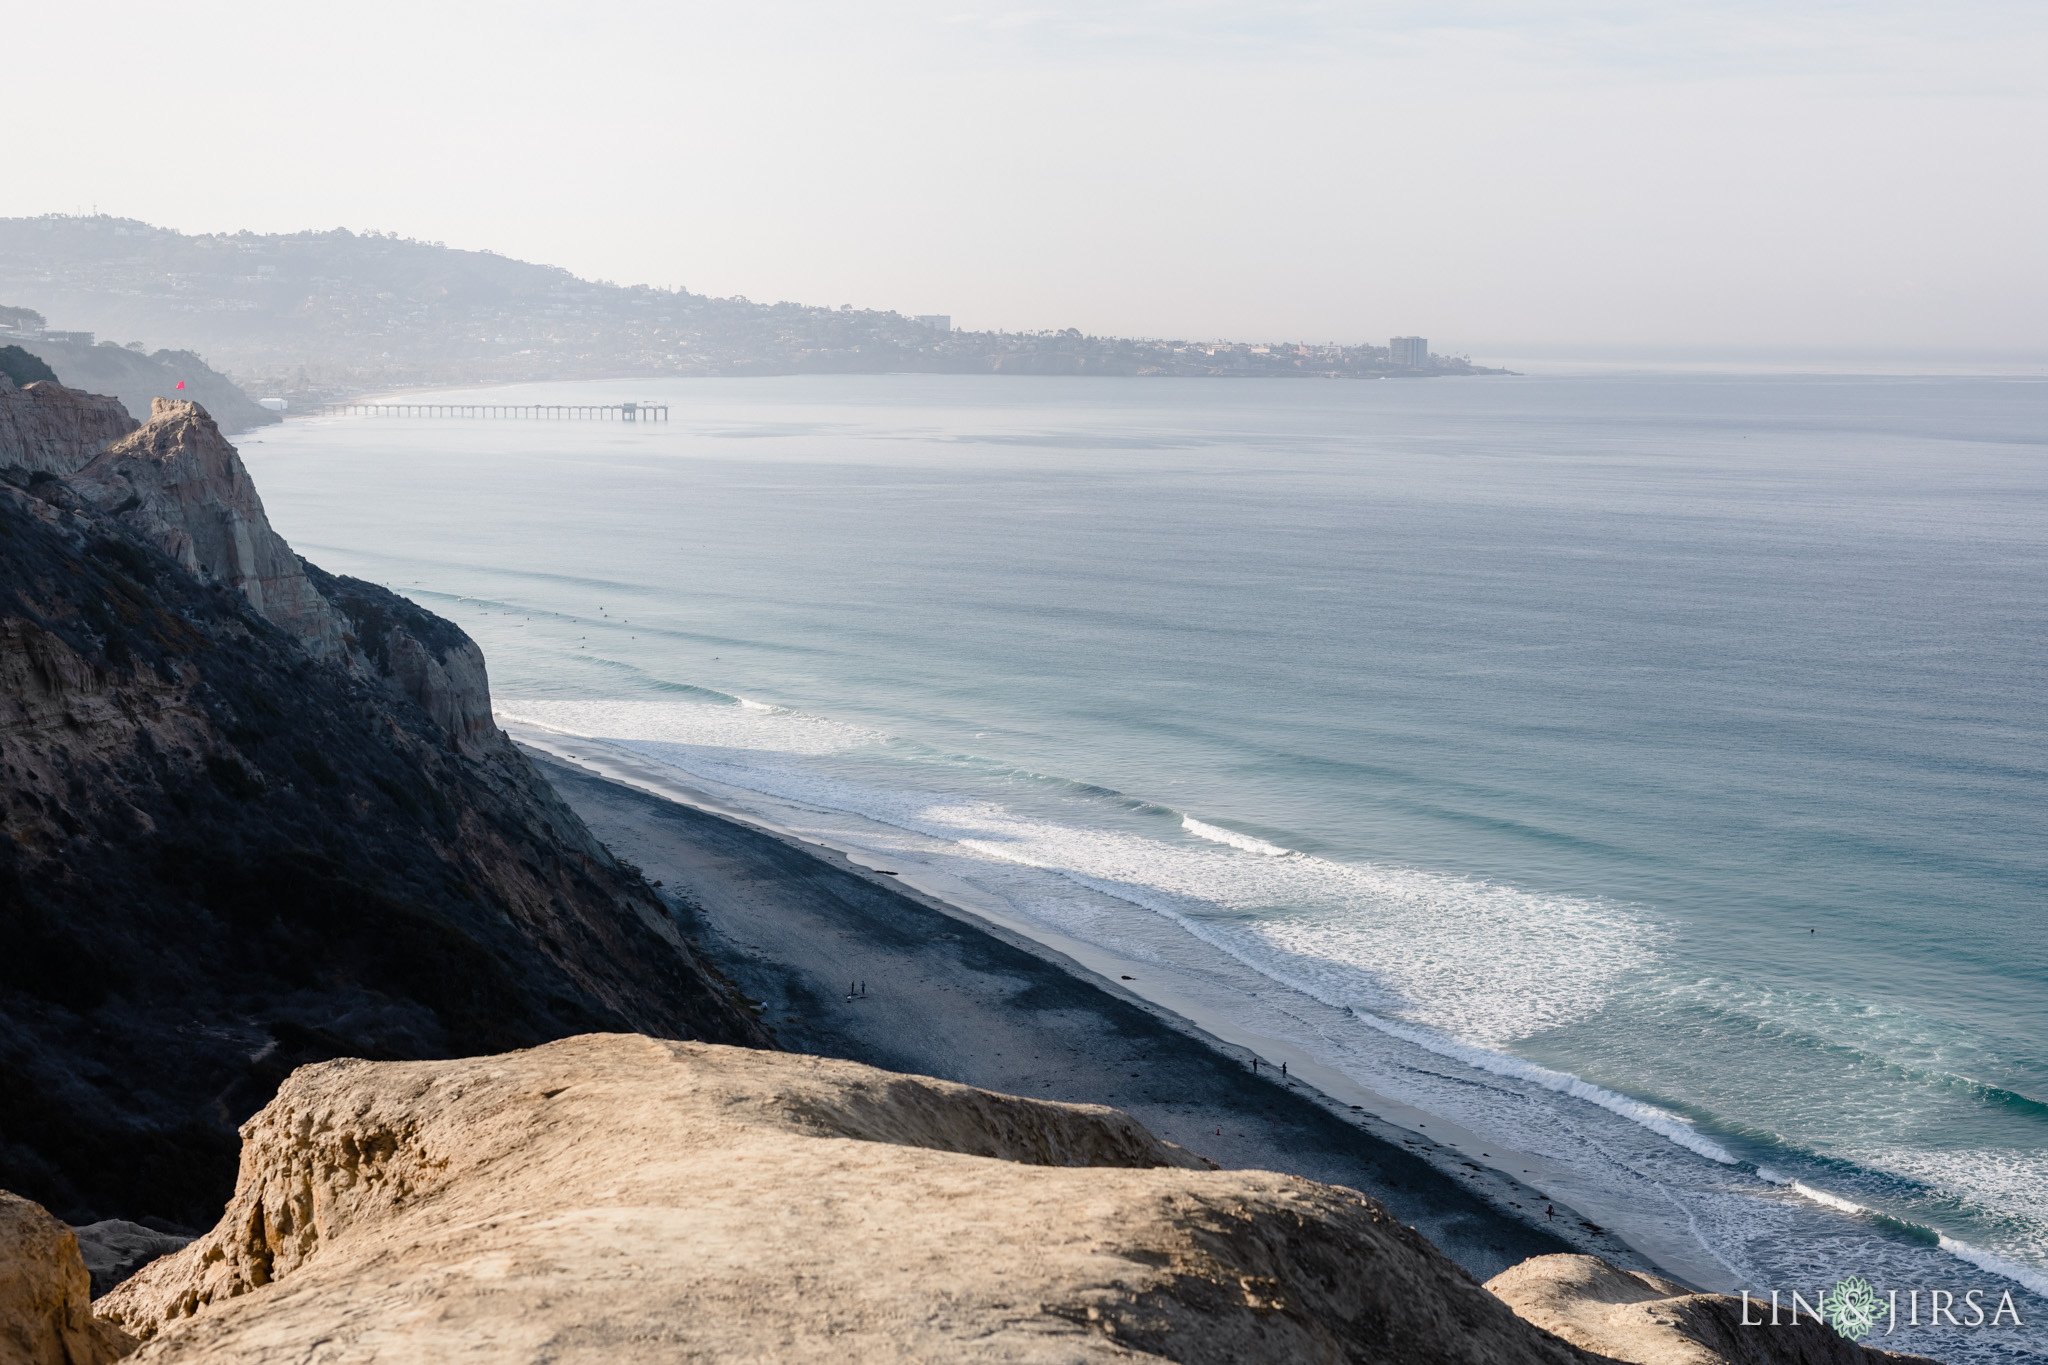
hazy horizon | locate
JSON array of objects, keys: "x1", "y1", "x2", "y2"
[{"x1": 8, "y1": 1, "x2": 2047, "y2": 352}]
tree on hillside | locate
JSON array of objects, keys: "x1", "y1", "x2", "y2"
[{"x1": 0, "y1": 345, "x2": 58, "y2": 387}]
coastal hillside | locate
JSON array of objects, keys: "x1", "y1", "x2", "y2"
[
  {"x1": 35, "y1": 336, "x2": 278, "y2": 436},
  {"x1": 0, "y1": 379, "x2": 768, "y2": 1232},
  {"x1": 1, "y1": 307, "x2": 280, "y2": 435},
  {"x1": 0, "y1": 215, "x2": 1503, "y2": 407}
]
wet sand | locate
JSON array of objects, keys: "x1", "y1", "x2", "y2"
[{"x1": 527, "y1": 744, "x2": 1662, "y2": 1284}]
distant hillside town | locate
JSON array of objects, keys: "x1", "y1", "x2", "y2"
[
  {"x1": 0, "y1": 215, "x2": 1506, "y2": 410},
  {"x1": 0, "y1": 304, "x2": 279, "y2": 434}
]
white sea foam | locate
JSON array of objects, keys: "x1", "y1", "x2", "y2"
[
  {"x1": 1937, "y1": 1236, "x2": 2048, "y2": 1301},
  {"x1": 500, "y1": 697, "x2": 882, "y2": 757},
  {"x1": 1741, "y1": 1172, "x2": 2048, "y2": 1302},
  {"x1": 507, "y1": 693, "x2": 1654, "y2": 1045},
  {"x1": 1181, "y1": 815, "x2": 1293, "y2": 856},
  {"x1": 1831, "y1": 1143, "x2": 2048, "y2": 1231},
  {"x1": 928, "y1": 803, "x2": 1654, "y2": 1045},
  {"x1": 1785, "y1": 1177, "x2": 1867, "y2": 1216}
]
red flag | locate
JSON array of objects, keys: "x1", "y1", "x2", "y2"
[{"x1": 175, "y1": 381, "x2": 185, "y2": 389}]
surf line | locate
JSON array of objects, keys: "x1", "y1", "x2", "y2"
[
  {"x1": 1752, "y1": 1169, "x2": 2048, "y2": 1300},
  {"x1": 503, "y1": 711, "x2": 2048, "y2": 1304},
  {"x1": 531, "y1": 708, "x2": 1734, "y2": 1179},
  {"x1": 1181, "y1": 814, "x2": 1294, "y2": 857}
]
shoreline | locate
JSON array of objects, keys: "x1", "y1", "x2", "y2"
[{"x1": 514, "y1": 725, "x2": 1678, "y2": 1286}]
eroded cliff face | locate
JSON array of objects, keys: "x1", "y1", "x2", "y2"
[
  {"x1": 79, "y1": 1038, "x2": 1955, "y2": 1365},
  {"x1": 0, "y1": 385, "x2": 768, "y2": 1234},
  {"x1": 95, "y1": 1036, "x2": 1593, "y2": 1365},
  {"x1": 65, "y1": 399, "x2": 349, "y2": 662},
  {"x1": 0, "y1": 380, "x2": 135, "y2": 476},
  {"x1": 303, "y1": 563, "x2": 498, "y2": 757}
]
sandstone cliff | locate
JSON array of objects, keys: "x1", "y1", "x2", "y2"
[
  {"x1": 1486, "y1": 1256, "x2": 1941, "y2": 1365},
  {"x1": 97, "y1": 1035, "x2": 1593, "y2": 1363},
  {"x1": 0, "y1": 385, "x2": 768, "y2": 1235},
  {"x1": 0, "y1": 1191, "x2": 135, "y2": 1365},
  {"x1": 0, "y1": 380, "x2": 135, "y2": 477},
  {"x1": 66, "y1": 399, "x2": 349, "y2": 661}
]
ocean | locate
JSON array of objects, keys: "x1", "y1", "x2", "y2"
[{"x1": 246, "y1": 372, "x2": 2048, "y2": 1360}]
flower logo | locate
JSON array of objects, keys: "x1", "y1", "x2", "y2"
[{"x1": 1821, "y1": 1275, "x2": 1880, "y2": 1342}]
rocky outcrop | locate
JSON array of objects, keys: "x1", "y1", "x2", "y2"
[
  {"x1": 303, "y1": 563, "x2": 497, "y2": 755},
  {"x1": 1485, "y1": 1256, "x2": 1942, "y2": 1365},
  {"x1": 0, "y1": 1192, "x2": 135, "y2": 1364},
  {"x1": 66, "y1": 399, "x2": 349, "y2": 661},
  {"x1": 0, "y1": 381, "x2": 134, "y2": 477},
  {"x1": 0, "y1": 388, "x2": 769, "y2": 1236},
  {"x1": 7, "y1": 391, "x2": 492, "y2": 736},
  {"x1": 24, "y1": 340, "x2": 279, "y2": 437},
  {"x1": 68, "y1": 1226, "x2": 191, "y2": 1302},
  {"x1": 99, "y1": 1035, "x2": 1595, "y2": 1363}
]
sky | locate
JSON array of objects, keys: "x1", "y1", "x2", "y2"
[{"x1": 7, "y1": 1, "x2": 2046, "y2": 353}]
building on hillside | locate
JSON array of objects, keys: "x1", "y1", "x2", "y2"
[
  {"x1": 0, "y1": 305, "x2": 44, "y2": 339},
  {"x1": 914, "y1": 315, "x2": 952, "y2": 332},
  {"x1": 1390, "y1": 336, "x2": 1428, "y2": 368}
]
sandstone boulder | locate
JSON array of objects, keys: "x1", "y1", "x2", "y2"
[
  {"x1": 0, "y1": 1191, "x2": 136, "y2": 1364},
  {"x1": 1485, "y1": 1255, "x2": 1942, "y2": 1365},
  {"x1": 100, "y1": 1034, "x2": 1598, "y2": 1363}
]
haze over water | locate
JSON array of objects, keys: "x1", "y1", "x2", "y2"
[{"x1": 249, "y1": 373, "x2": 2048, "y2": 1361}]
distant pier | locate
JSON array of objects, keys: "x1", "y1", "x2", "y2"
[{"x1": 320, "y1": 401, "x2": 668, "y2": 421}]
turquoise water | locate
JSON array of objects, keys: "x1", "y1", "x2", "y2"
[{"x1": 248, "y1": 374, "x2": 2048, "y2": 1359}]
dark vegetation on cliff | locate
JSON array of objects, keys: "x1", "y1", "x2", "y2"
[
  {"x1": 0, "y1": 385, "x2": 767, "y2": 1231},
  {"x1": 0, "y1": 346, "x2": 58, "y2": 388}
]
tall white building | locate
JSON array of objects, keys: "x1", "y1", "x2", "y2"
[{"x1": 1390, "y1": 336, "x2": 1428, "y2": 367}]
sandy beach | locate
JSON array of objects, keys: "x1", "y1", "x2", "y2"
[{"x1": 525, "y1": 743, "x2": 1665, "y2": 1285}]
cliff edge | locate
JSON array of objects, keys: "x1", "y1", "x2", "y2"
[
  {"x1": 97, "y1": 1035, "x2": 1592, "y2": 1363},
  {"x1": 80, "y1": 1036, "x2": 1945, "y2": 1364},
  {"x1": 0, "y1": 383, "x2": 768, "y2": 1237}
]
